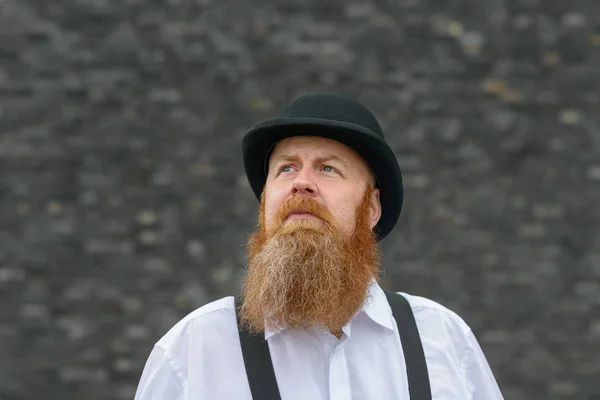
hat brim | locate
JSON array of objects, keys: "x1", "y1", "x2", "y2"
[{"x1": 242, "y1": 117, "x2": 403, "y2": 241}]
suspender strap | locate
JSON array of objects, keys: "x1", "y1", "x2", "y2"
[
  {"x1": 383, "y1": 289, "x2": 432, "y2": 400},
  {"x1": 235, "y1": 297, "x2": 282, "y2": 400}
]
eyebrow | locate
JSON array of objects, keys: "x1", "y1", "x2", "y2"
[
  {"x1": 271, "y1": 154, "x2": 349, "y2": 169},
  {"x1": 319, "y1": 155, "x2": 349, "y2": 168}
]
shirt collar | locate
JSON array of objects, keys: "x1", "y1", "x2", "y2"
[
  {"x1": 264, "y1": 321, "x2": 284, "y2": 340},
  {"x1": 362, "y1": 278, "x2": 396, "y2": 332},
  {"x1": 264, "y1": 278, "x2": 395, "y2": 340}
]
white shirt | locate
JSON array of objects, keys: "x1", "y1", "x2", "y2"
[{"x1": 134, "y1": 281, "x2": 504, "y2": 400}]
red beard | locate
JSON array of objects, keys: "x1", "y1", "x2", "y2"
[{"x1": 239, "y1": 186, "x2": 381, "y2": 334}]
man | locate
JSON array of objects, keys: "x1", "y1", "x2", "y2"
[{"x1": 134, "y1": 93, "x2": 504, "y2": 399}]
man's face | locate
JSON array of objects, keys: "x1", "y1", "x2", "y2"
[
  {"x1": 263, "y1": 136, "x2": 381, "y2": 238},
  {"x1": 238, "y1": 136, "x2": 384, "y2": 335}
]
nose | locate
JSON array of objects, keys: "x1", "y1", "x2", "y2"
[{"x1": 291, "y1": 167, "x2": 318, "y2": 196}]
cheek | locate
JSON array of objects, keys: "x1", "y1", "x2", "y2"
[
  {"x1": 263, "y1": 194, "x2": 281, "y2": 229},
  {"x1": 326, "y1": 196, "x2": 360, "y2": 232},
  {"x1": 264, "y1": 205, "x2": 274, "y2": 229},
  {"x1": 336, "y1": 208, "x2": 357, "y2": 228}
]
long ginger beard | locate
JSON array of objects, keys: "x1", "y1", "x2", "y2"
[{"x1": 239, "y1": 186, "x2": 381, "y2": 335}]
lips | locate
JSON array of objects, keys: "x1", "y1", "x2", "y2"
[{"x1": 286, "y1": 211, "x2": 318, "y2": 220}]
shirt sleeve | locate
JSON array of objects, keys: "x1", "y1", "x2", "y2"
[
  {"x1": 462, "y1": 331, "x2": 505, "y2": 400},
  {"x1": 134, "y1": 346, "x2": 185, "y2": 400}
]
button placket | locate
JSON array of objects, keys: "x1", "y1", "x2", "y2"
[{"x1": 328, "y1": 337, "x2": 351, "y2": 400}]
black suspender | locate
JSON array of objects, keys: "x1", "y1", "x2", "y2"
[
  {"x1": 235, "y1": 297, "x2": 283, "y2": 399},
  {"x1": 235, "y1": 291, "x2": 432, "y2": 400},
  {"x1": 383, "y1": 289, "x2": 432, "y2": 400}
]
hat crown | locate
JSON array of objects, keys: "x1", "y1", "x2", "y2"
[{"x1": 280, "y1": 93, "x2": 385, "y2": 139}]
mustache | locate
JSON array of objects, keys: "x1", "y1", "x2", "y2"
[{"x1": 271, "y1": 197, "x2": 337, "y2": 232}]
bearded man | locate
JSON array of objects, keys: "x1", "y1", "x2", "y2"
[{"x1": 134, "y1": 93, "x2": 504, "y2": 399}]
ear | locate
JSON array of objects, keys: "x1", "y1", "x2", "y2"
[{"x1": 368, "y1": 188, "x2": 382, "y2": 230}]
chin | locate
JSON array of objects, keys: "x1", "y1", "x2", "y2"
[{"x1": 279, "y1": 219, "x2": 325, "y2": 234}]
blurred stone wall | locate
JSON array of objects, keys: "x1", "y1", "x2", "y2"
[{"x1": 1, "y1": 0, "x2": 599, "y2": 399}]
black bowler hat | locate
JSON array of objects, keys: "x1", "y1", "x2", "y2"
[{"x1": 242, "y1": 93, "x2": 403, "y2": 241}]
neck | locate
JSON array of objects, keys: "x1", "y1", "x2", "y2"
[{"x1": 330, "y1": 329, "x2": 343, "y2": 339}]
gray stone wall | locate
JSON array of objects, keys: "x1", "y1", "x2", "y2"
[{"x1": 1, "y1": 0, "x2": 599, "y2": 399}]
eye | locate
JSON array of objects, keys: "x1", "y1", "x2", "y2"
[
  {"x1": 322, "y1": 165, "x2": 338, "y2": 173},
  {"x1": 280, "y1": 165, "x2": 293, "y2": 173}
]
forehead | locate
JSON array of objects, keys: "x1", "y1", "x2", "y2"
[{"x1": 269, "y1": 136, "x2": 364, "y2": 164}]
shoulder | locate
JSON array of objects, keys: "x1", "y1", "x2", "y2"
[
  {"x1": 154, "y1": 296, "x2": 238, "y2": 352},
  {"x1": 136, "y1": 297, "x2": 243, "y2": 397},
  {"x1": 396, "y1": 292, "x2": 473, "y2": 340}
]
